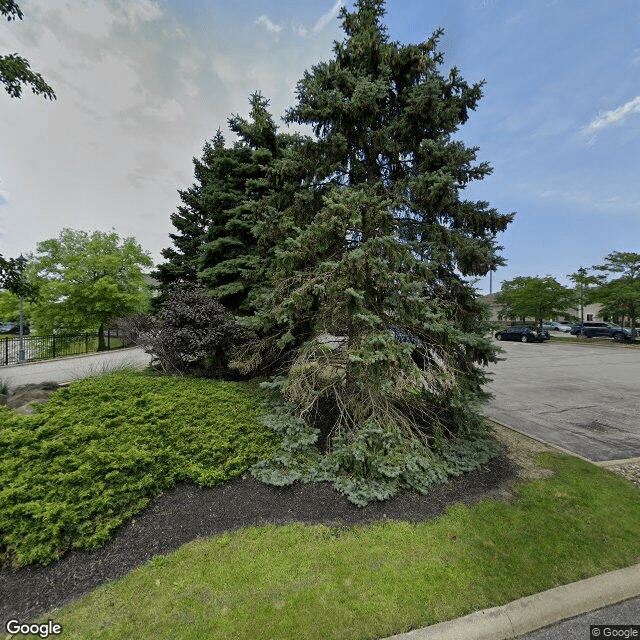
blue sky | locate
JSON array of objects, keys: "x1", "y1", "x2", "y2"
[{"x1": 1, "y1": 0, "x2": 639, "y2": 294}]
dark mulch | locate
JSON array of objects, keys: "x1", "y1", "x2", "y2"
[{"x1": 0, "y1": 453, "x2": 517, "y2": 622}]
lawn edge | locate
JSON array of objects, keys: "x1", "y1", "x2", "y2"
[{"x1": 382, "y1": 562, "x2": 640, "y2": 640}]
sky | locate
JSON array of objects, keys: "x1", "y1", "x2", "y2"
[{"x1": 1, "y1": 0, "x2": 639, "y2": 295}]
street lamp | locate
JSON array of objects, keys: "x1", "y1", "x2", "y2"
[{"x1": 16, "y1": 254, "x2": 28, "y2": 362}]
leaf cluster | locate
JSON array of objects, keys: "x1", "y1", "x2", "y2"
[
  {"x1": 1, "y1": 1, "x2": 56, "y2": 100},
  {"x1": 251, "y1": 399, "x2": 500, "y2": 506}
]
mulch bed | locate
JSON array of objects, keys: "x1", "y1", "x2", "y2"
[{"x1": 0, "y1": 453, "x2": 517, "y2": 622}]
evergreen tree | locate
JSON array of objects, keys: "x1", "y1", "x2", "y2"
[
  {"x1": 238, "y1": 0, "x2": 514, "y2": 446},
  {"x1": 156, "y1": 93, "x2": 309, "y2": 317},
  {"x1": 197, "y1": 93, "x2": 286, "y2": 313},
  {"x1": 154, "y1": 129, "x2": 228, "y2": 289}
]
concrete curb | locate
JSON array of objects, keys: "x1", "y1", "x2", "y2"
[
  {"x1": 382, "y1": 418, "x2": 640, "y2": 640},
  {"x1": 383, "y1": 563, "x2": 640, "y2": 640},
  {"x1": 484, "y1": 418, "x2": 594, "y2": 463},
  {"x1": 597, "y1": 456, "x2": 640, "y2": 468}
]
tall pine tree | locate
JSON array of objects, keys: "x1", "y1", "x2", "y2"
[
  {"x1": 237, "y1": 0, "x2": 514, "y2": 445},
  {"x1": 155, "y1": 129, "x2": 229, "y2": 289},
  {"x1": 197, "y1": 93, "x2": 306, "y2": 314},
  {"x1": 156, "y1": 93, "x2": 311, "y2": 317}
]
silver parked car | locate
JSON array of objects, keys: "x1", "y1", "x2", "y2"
[{"x1": 542, "y1": 321, "x2": 573, "y2": 333}]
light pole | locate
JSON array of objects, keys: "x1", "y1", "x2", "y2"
[
  {"x1": 17, "y1": 254, "x2": 26, "y2": 363},
  {"x1": 577, "y1": 266, "x2": 586, "y2": 324}
]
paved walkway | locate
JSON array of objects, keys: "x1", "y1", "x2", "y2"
[{"x1": 0, "y1": 347, "x2": 152, "y2": 390}]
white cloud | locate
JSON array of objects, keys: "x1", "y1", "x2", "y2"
[
  {"x1": 255, "y1": 14, "x2": 284, "y2": 34},
  {"x1": 538, "y1": 187, "x2": 640, "y2": 215},
  {"x1": 0, "y1": 0, "x2": 345, "y2": 261},
  {"x1": 141, "y1": 98, "x2": 184, "y2": 122},
  {"x1": 582, "y1": 96, "x2": 640, "y2": 137},
  {"x1": 312, "y1": 0, "x2": 344, "y2": 33},
  {"x1": 121, "y1": 0, "x2": 163, "y2": 27},
  {"x1": 254, "y1": 1, "x2": 345, "y2": 38}
]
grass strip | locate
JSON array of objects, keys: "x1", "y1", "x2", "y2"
[
  {"x1": 0, "y1": 371, "x2": 277, "y2": 567},
  {"x1": 39, "y1": 454, "x2": 640, "y2": 640}
]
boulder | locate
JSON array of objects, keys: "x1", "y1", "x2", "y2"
[{"x1": 6, "y1": 381, "x2": 61, "y2": 415}]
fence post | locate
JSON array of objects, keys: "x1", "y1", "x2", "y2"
[
  {"x1": 52, "y1": 334, "x2": 56, "y2": 359},
  {"x1": 85, "y1": 333, "x2": 89, "y2": 354},
  {"x1": 4, "y1": 337, "x2": 7, "y2": 366}
]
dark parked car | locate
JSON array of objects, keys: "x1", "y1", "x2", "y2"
[
  {"x1": 494, "y1": 326, "x2": 550, "y2": 343},
  {"x1": 570, "y1": 322, "x2": 631, "y2": 341},
  {"x1": 0, "y1": 321, "x2": 29, "y2": 335}
]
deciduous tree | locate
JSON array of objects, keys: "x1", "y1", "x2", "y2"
[
  {"x1": 496, "y1": 276, "x2": 574, "y2": 326},
  {"x1": 1, "y1": 1, "x2": 55, "y2": 100},
  {"x1": 591, "y1": 252, "x2": 640, "y2": 336},
  {"x1": 28, "y1": 229, "x2": 152, "y2": 349}
]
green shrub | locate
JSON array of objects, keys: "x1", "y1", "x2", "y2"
[
  {"x1": 0, "y1": 371, "x2": 276, "y2": 567},
  {"x1": 118, "y1": 285, "x2": 250, "y2": 378},
  {"x1": 251, "y1": 400, "x2": 501, "y2": 506}
]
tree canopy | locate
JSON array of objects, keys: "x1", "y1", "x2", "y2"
[
  {"x1": 496, "y1": 276, "x2": 574, "y2": 325},
  {"x1": 0, "y1": 0, "x2": 56, "y2": 100},
  {"x1": 154, "y1": 0, "x2": 514, "y2": 504},
  {"x1": 591, "y1": 251, "x2": 640, "y2": 335},
  {"x1": 27, "y1": 229, "x2": 152, "y2": 348}
]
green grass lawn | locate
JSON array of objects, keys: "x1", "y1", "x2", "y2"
[
  {"x1": 35, "y1": 454, "x2": 640, "y2": 640},
  {"x1": 2, "y1": 370, "x2": 639, "y2": 639}
]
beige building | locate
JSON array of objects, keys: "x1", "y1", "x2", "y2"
[{"x1": 479, "y1": 293, "x2": 604, "y2": 325}]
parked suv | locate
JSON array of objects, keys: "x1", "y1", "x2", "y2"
[{"x1": 570, "y1": 322, "x2": 631, "y2": 341}]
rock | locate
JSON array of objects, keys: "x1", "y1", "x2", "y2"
[{"x1": 6, "y1": 381, "x2": 61, "y2": 414}]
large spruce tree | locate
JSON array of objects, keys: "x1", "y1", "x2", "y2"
[
  {"x1": 238, "y1": 0, "x2": 514, "y2": 450},
  {"x1": 198, "y1": 93, "x2": 312, "y2": 314},
  {"x1": 156, "y1": 93, "x2": 310, "y2": 315},
  {"x1": 154, "y1": 129, "x2": 229, "y2": 289}
]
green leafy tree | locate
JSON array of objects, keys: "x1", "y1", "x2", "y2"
[
  {"x1": 568, "y1": 266, "x2": 601, "y2": 323},
  {"x1": 496, "y1": 276, "x2": 574, "y2": 326},
  {"x1": 235, "y1": 1, "x2": 514, "y2": 450},
  {"x1": 0, "y1": 290, "x2": 20, "y2": 321},
  {"x1": 1, "y1": 0, "x2": 55, "y2": 100},
  {"x1": 591, "y1": 252, "x2": 640, "y2": 336},
  {"x1": 28, "y1": 229, "x2": 152, "y2": 349}
]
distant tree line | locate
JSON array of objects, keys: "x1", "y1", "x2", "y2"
[{"x1": 495, "y1": 251, "x2": 640, "y2": 336}]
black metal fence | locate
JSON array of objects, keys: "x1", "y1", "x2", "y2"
[{"x1": 1, "y1": 331, "x2": 132, "y2": 367}]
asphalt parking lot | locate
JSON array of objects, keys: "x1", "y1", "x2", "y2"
[{"x1": 483, "y1": 338, "x2": 640, "y2": 462}]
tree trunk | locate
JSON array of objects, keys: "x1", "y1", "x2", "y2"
[{"x1": 97, "y1": 323, "x2": 106, "y2": 351}]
